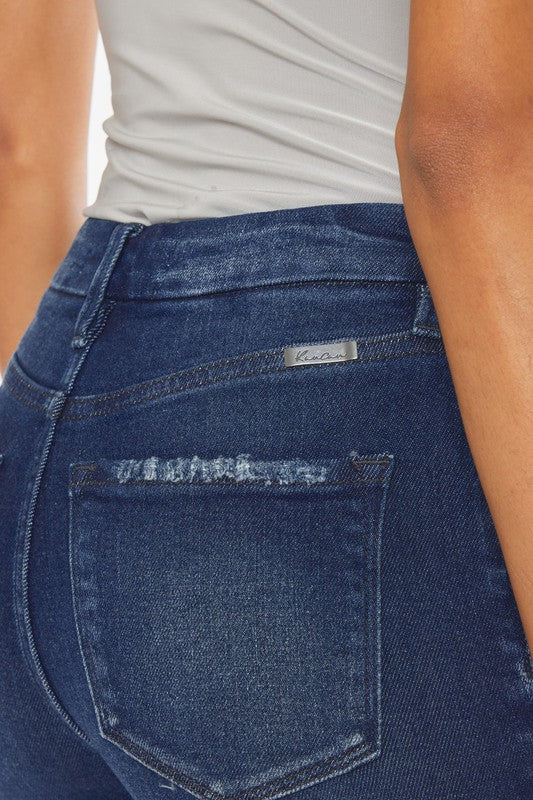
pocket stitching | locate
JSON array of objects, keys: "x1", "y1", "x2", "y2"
[
  {"x1": 68, "y1": 454, "x2": 393, "y2": 800},
  {"x1": 105, "y1": 726, "x2": 376, "y2": 800}
]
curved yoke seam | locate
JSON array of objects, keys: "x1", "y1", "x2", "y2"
[
  {"x1": 61, "y1": 349, "x2": 441, "y2": 420},
  {"x1": 69, "y1": 329, "x2": 415, "y2": 405},
  {"x1": 5, "y1": 329, "x2": 444, "y2": 419},
  {"x1": 5, "y1": 345, "x2": 443, "y2": 419}
]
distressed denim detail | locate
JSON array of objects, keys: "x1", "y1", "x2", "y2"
[
  {"x1": 87, "y1": 454, "x2": 330, "y2": 486},
  {"x1": 2, "y1": 203, "x2": 531, "y2": 800},
  {"x1": 68, "y1": 452, "x2": 394, "y2": 800},
  {"x1": 71, "y1": 452, "x2": 393, "y2": 488}
]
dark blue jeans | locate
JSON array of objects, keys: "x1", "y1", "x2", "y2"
[{"x1": 0, "y1": 202, "x2": 531, "y2": 799}]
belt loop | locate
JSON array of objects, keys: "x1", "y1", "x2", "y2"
[
  {"x1": 71, "y1": 222, "x2": 143, "y2": 348},
  {"x1": 412, "y1": 283, "x2": 442, "y2": 339}
]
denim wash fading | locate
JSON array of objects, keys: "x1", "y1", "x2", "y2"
[{"x1": 0, "y1": 202, "x2": 531, "y2": 800}]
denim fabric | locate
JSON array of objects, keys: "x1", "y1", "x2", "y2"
[{"x1": 0, "y1": 202, "x2": 531, "y2": 800}]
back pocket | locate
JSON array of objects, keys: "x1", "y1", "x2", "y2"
[{"x1": 68, "y1": 450, "x2": 394, "y2": 800}]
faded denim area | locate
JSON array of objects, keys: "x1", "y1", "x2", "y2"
[
  {"x1": 0, "y1": 203, "x2": 531, "y2": 800},
  {"x1": 73, "y1": 452, "x2": 392, "y2": 487},
  {"x1": 104, "y1": 453, "x2": 333, "y2": 485}
]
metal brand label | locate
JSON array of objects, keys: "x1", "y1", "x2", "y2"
[{"x1": 284, "y1": 339, "x2": 358, "y2": 367}]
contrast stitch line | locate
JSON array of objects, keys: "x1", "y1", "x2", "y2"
[
  {"x1": 68, "y1": 330, "x2": 417, "y2": 406},
  {"x1": 352, "y1": 459, "x2": 390, "y2": 464},
  {"x1": 9, "y1": 361, "x2": 60, "y2": 398},
  {"x1": 63, "y1": 346, "x2": 444, "y2": 420},
  {"x1": 362, "y1": 489, "x2": 371, "y2": 730},
  {"x1": 71, "y1": 464, "x2": 98, "y2": 474},
  {"x1": 69, "y1": 351, "x2": 272, "y2": 404},
  {"x1": 67, "y1": 328, "x2": 431, "y2": 407},
  {"x1": 70, "y1": 507, "x2": 119, "y2": 741},
  {"x1": 10, "y1": 280, "x2": 120, "y2": 746},
  {"x1": 414, "y1": 284, "x2": 441, "y2": 333},
  {"x1": 106, "y1": 725, "x2": 373, "y2": 800},
  {"x1": 369, "y1": 483, "x2": 380, "y2": 739},
  {"x1": 69, "y1": 478, "x2": 387, "y2": 489},
  {"x1": 2, "y1": 379, "x2": 55, "y2": 416}
]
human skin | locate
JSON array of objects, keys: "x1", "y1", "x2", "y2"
[
  {"x1": 0, "y1": 0, "x2": 98, "y2": 374},
  {"x1": 395, "y1": 0, "x2": 533, "y2": 656},
  {"x1": 0, "y1": 1, "x2": 532, "y2": 654}
]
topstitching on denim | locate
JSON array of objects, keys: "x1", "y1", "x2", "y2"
[
  {"x1": 10, "y1": 231, "x2": 139, "y2": 746},
  {"x1": 67, "y1": 452, "x2": 394, "y2": 800},
  {"x1": 3, "y1": 326, "x2": 444, "y2": 421}
]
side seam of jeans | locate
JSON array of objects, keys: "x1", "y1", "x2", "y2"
[{"x1": 12, "y1": 222, "x2": 143, "y2": 745}]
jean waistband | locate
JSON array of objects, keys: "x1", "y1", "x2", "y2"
[{"x1": 50, "y1": 202, "x2": 426, "y2": 301}]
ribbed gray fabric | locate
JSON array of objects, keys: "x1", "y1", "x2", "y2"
[{"x1": 84, "y1": 0, "x2": 410, "y2": 225}]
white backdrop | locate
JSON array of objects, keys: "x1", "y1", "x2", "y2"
[{"x1": 87, "y1": 33, "x2": 112, "y2": 208}]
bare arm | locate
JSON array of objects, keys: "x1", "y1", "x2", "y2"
[
  {"x1": 396, "y1": 1, "x2": 533, "y2": 652},
  {"x1": 0, "y1": 0, "x2": 98, "y2": 374}
]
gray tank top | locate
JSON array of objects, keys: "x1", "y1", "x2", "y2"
[{"x1": 83, "y1": 0, "x2": 410, "y2": 224}]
